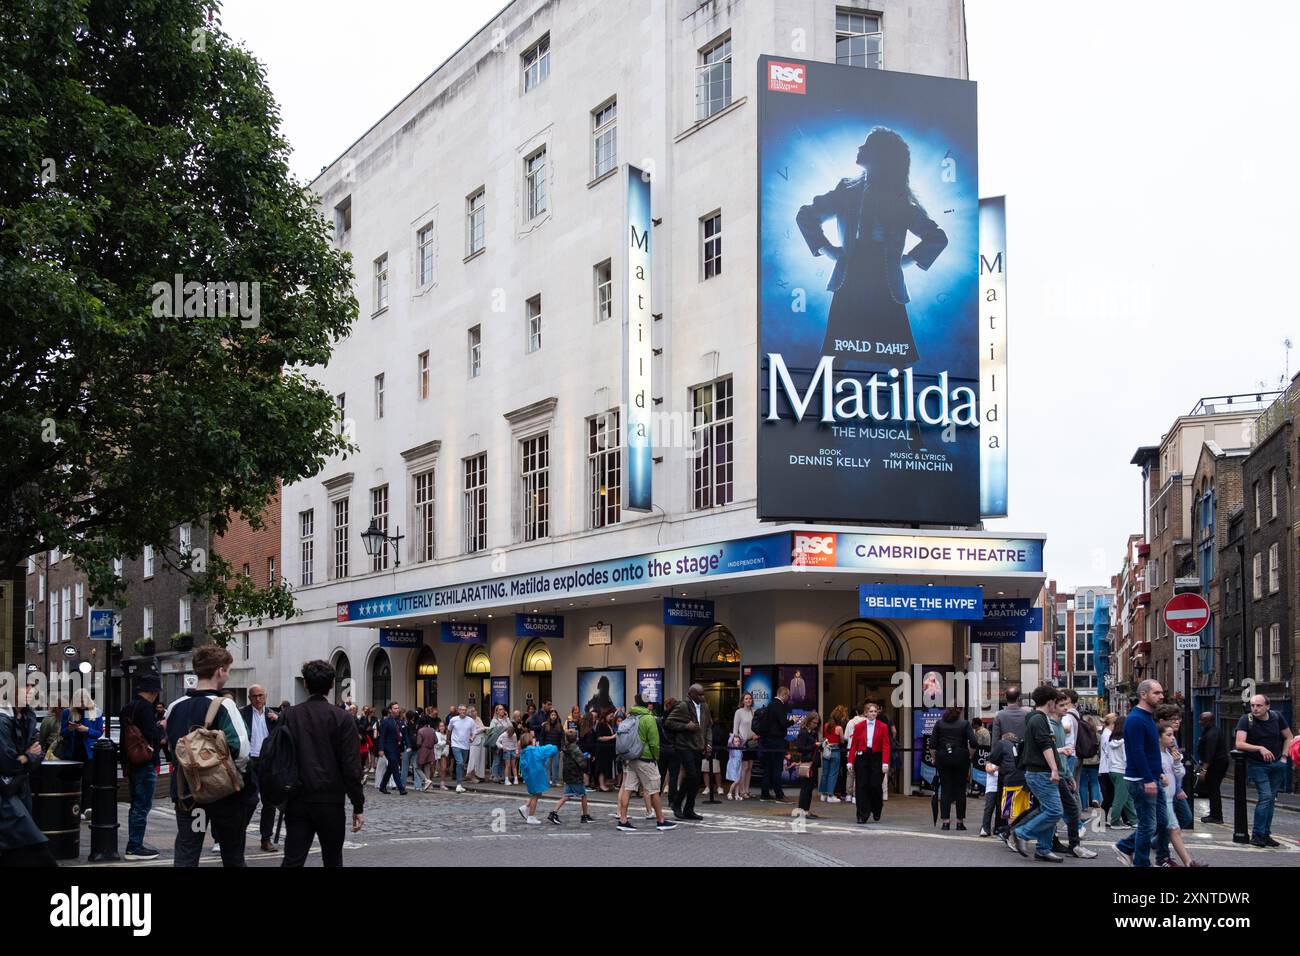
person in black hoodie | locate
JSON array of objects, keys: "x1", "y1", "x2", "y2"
[
  {"x1": 283, "y1": 660, "x2": 365, "y2": 867},
  {"x1": 120, "y1": 673, "x2": 164, "y2": 861}
]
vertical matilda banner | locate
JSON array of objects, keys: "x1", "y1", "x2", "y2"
[
  {"x1": 757, "y1": 57, "x2": 980, "y2": 524},
  {"x1": 624, "y1": 164, "x2": 653, "y2": 512},
  {"x1": 979, "y1": 196, "x2": 1008, "y2": 517}
]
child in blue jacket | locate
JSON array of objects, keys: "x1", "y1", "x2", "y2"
[{"x1": 517, "y1": 732, "x2": 557, "y2": 825}]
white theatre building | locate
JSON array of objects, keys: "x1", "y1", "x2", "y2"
[{"x1": 246, "y1": 0, "x2": 1046, "y2": 793}]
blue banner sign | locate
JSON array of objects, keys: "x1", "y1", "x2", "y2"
[
  {"x1": 491, "y1": 677, "x2": 511, "y2": 710},
  {"x1": 89, "y1": 609, "x2": 114, "y2": 641},
  {"x1": 515, "y1": 614, "x2": 564, "y2": 638},
  {"x1": 379, "y1": 628, "x2": 423, "y2": 649},
  {"x1": 969, "y1": 624, "x2": 1027, "y2": 644},
  {"x1": 858, "y1": 584, "x2": 984, "y2": 620},
  {"x1": 663, "y1": 598, "x2": 715, "y2": 626},
  {"x1": 338, "y1": 532, "x2": 792, "y2": 624},
  {"x1": 439, "y1": 622, "x2": 486, "y2": 644},
  {"x1": 980, "y1": 598, "x2": 1042, "y2": 630}
]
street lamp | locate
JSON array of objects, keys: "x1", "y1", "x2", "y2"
[{"x1": 360, "y1": 519, "x2": 404, "y2": 569}]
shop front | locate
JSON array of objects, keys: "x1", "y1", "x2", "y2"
[{"x1": 334, "y1": 526, "x2": 1045, "y2": 792}]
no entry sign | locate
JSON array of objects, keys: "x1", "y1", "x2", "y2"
[{"x1": 1164, "y1": 593, "x2": 1210, "y2": 635}]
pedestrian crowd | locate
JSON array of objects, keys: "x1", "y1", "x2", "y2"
[{"x1": 2, "y1": 663, "x2": 1294, "y2": 868}]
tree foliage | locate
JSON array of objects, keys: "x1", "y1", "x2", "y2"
[{"x1": 0, "y1": 0, "x2": 357, "y2": 641}]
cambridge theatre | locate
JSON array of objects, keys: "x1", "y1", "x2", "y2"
[{"x1": 248, "y1": 0, "x2": 1046, "y2": 795}]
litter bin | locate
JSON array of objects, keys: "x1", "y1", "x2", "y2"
[{"x1": 33, "y1": 759, "x2": 84, "y2": 860}]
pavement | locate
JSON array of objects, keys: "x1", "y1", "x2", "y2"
[{"x1": 60, "y1": 776, "x2": 1300, "y2": 868}]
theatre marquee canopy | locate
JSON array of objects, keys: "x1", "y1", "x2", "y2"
[{"x1": 336, "y1": 527, "x2": 1045, "y2": 628}]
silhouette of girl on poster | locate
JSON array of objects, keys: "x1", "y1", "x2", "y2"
[{"x1": 796, "y1": 127, "x2": 947, "y2": 369}]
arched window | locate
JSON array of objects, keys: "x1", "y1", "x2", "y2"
[
  {"x1": 823, "y1": 620, "x2": 900, "y2": 667},
  {"x1": 692, "y1": 625, "x2": 740, "y2": 668},
  {"x1": 370, "y1": 648, "x2": 391, "y2": 709},
  {"x1": 416, "y1": 645, "x2": 438, "y2": 711},
  {"x1": 521, "y1": 639, "x2": 552, "y2": 673},
  {"x1": 465, "y1": 646, "x2": 491, "y2": 675},
  {"x1": 690, "y1": 625, "x2": 741, "y2": 729},
  {"x1": 331, "y1": 651, "x2": 352, "y2": 707}
]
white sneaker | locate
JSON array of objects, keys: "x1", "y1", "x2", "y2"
[
  {"x1": 456, "y1": 784, "x2": 466, "y2": 793},
  {"x1": 847, "y1": 796, "x2": 856, "y2": 804},
  {"x1": 518, "y1": 805, "x2": 529, "y2": 821},
  {"x1": 525, "y1": 816, "x2": 542, "y2": 826},
  {"x1": 826, "y1": 796, "x2": 840, "y2": 804}
]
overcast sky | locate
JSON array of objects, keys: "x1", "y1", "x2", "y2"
[{"x1": 219, "y1": 0, "x2": 1299, "y2": 593}]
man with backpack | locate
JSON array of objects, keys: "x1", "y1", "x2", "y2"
[
  {"x1": 163, "y1": 645, "x2": 251, "y2": 867},
  {"x1": 1235, "y1": 693, "x2": 1295, "y2": 848},
  {"x1": 279, "y1": 659, "x2": 365, "y2": 867},
  {"x1": 615, "y1": 695, "x2": 676, "y2": 832},
  {"x1": 119, "y1": 673, "x2": 164, "y2": 861}
]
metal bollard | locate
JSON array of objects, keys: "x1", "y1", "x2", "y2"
[
  {"x1": 1230, "y1": 749, "x2": 1250, "y2": 844},
  {"x1": 86, "y1": 736, "x2": 120, "y2": 862}
]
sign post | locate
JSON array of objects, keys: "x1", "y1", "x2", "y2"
[{"x1": 1164, "y1": 592, "x2": 1210, "y2": 819}]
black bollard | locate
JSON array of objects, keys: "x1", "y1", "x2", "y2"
[
  {"x1": 1230, "y1": 748, "x2": 1250, "y2": 844},
  {"x1": 86, "y1": 736, "x2": 120, "y2": 861}
]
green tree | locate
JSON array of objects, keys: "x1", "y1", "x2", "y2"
[{"x1": 0, "y1": 0, "x2": 357, "y2": 641}]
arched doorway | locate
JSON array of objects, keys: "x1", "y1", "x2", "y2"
[
  {"x1": 331, "y1": 651, "x2": 352, "y2": 707},
  {"x1": 371, "y1": 648, "x2": 391, "y2": 709},
  {"x1": 415, "y1": 645, "x2": 438, "y2": 711},
  {"x1": 518, "y1": 638, "x2": 552, "y2": 713},
  {"x1": 464, "y1": 645, "x2": 491, "y2": 714},
  {"x1": 690, "y1": 625, "x2": 741, "y2": 732},
  {"x1": 822, "y1": 619, "x2": 903, "y2": 792}
]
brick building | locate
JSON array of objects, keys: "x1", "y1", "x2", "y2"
[
  {"x1": 2, "y1": 564, "x2": 24, "y2": 682},
  {"x1": 1044, "y1": 580, "x2": 1113, "y2": 710},
  {"x1": 114, "y1": 522, "x2": 212, "y2": 704},
  {"x1": 1234, "y1": 414, "x2": 1293, "y2": 722},
  {"x1": 1131, "y1": 394, "x2": 1274, "y2": 699},
  {"x1": 212, "y1": 484, "x2": 283, "y2": 697},
  {"x1": 22, "y1": 549, "x2": 98, "y2": 686},
  {"x1": 1189, "y1": 440, "x2": 1247, "y2": 729},
  {"x1": 1109, "y1": 533, "x2": 1149, "y2": 711}
]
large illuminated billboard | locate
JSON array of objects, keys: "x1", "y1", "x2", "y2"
[{"x1": 757, "y1": 56, "x2": 980, "y2": 524}]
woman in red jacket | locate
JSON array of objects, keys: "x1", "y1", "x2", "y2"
[{"x1": 849, "y1": 702, "x2": 891, "y2": 824}]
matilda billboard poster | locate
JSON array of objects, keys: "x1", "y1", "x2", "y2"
[{"x1": 757, "y1": 57, "x2": 980, "y2": 524}]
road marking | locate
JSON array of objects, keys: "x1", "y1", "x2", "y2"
[{"x1": 770, "y1": 837, "x2": 850, "y2": 868}]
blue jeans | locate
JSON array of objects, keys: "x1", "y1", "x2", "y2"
[
  {"x1": 1079, "y1": 766, "x2": 1101, "y2": 807},
  {"x1": 126, "y1": 764, "x2": 157, "y2": 852},
  {"x1": 818, "y1": 748, "x2": 841, "y2": 795},
  {"x1": 1015, "y1": 771, "x2": 1063, "y2": 856},
  {"x1": 1247, "y1": 761, "x2": 1290, "y2": 838},
  {"x1": 492, "y1": 748, "x2": 505, "y2": 780},
  {"x1": 1116, "y1": 780, "x2": 1169, "y2": 867},
  {"x1": 452, "y1": 747, "x2": 469, "y2": 784},
  {"x1": 547, "y1": 751, "x2": 561, "y2": 783},
  {"x1": 401, "y1": 749, "x2": 426, "y2": 788}
]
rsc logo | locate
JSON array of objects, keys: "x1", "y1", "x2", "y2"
[
  {"x1": 768, "y1": 61, "x2": 807, "y2": 94},
  {"x1": 792, "y1": 533, "x2": 836, "y2": 566}
]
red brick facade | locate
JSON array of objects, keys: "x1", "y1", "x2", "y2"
[{"x1": 213, "y1": 481, "x2": 282, "y2": 590}]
